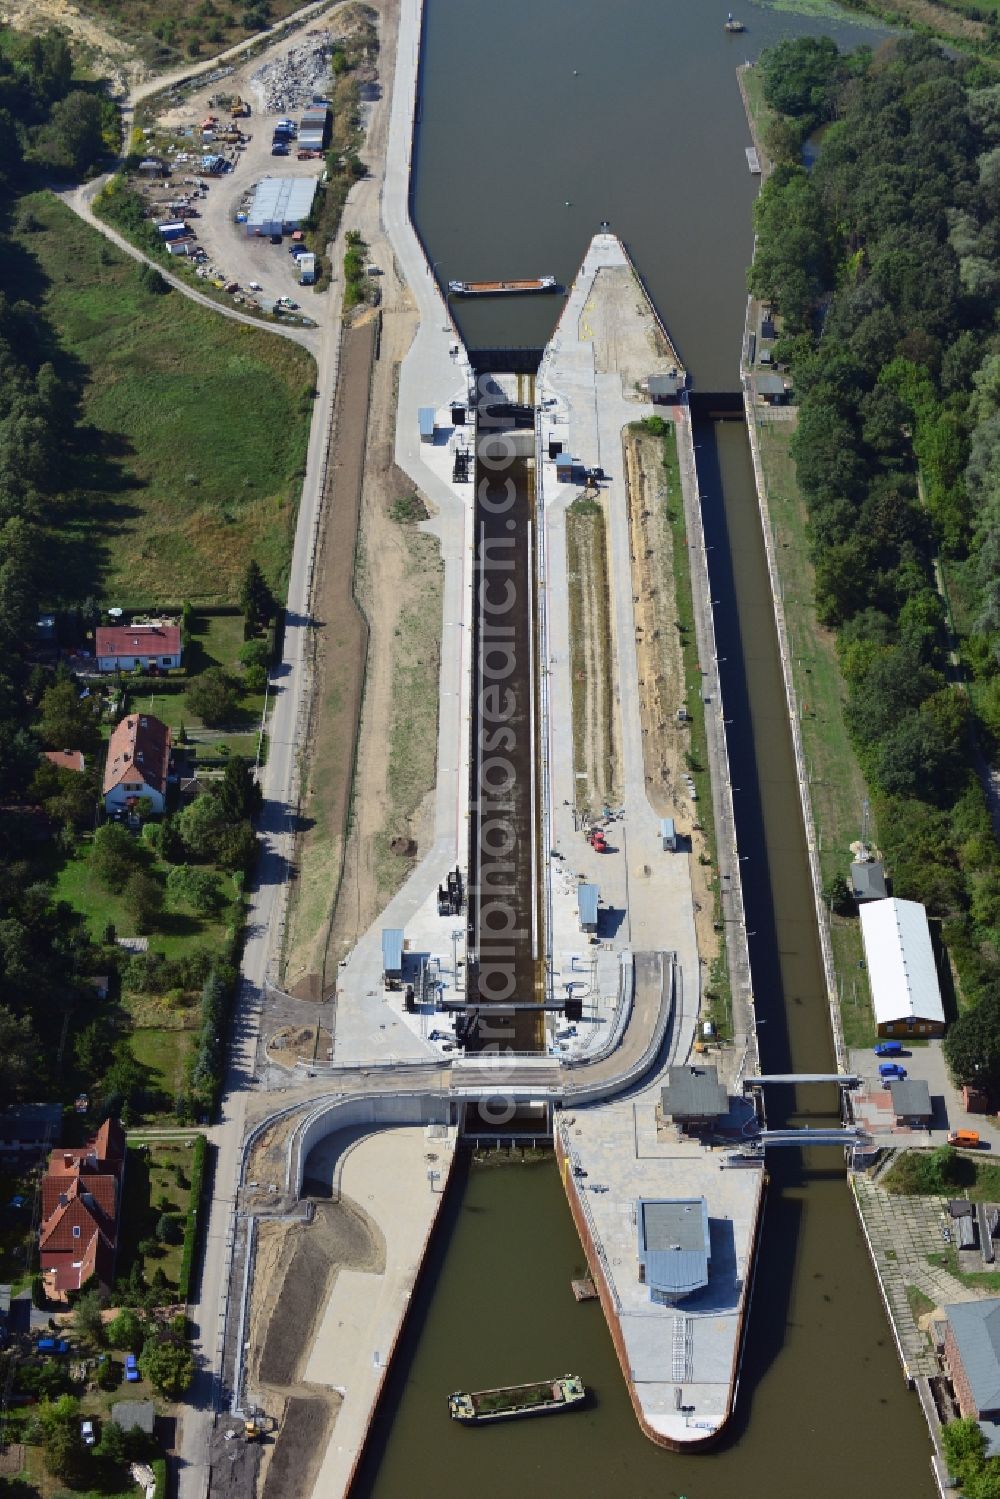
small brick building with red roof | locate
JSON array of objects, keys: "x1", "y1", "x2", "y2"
[{"x1": 39, "y1": 1117, "x2": 126, "y2": 1299}]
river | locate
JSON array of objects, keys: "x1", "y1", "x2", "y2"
[{"x1": 353, "y1": 0, "x2": 935, "y2": 1494}]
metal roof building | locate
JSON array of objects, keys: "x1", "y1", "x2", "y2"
[
  {"x1": 381, "y1": 928, "x2": 404, "y2": 980},
  {"x1": 245, "y1": 176, "x2": 319, "y2": 236},
  {"x1": 111, "y1": 1401, "x2": 156, "y2": 1436},
  {"x1": 660, "y1": 1065, "x2": 728, "y2": 1124},
  {"x1": 946, "y1": 1300, "x2": 1000, "y2": 1420},
  {"x1": 888, "y1": 1077, "x2": 933, "y2": 1123},
  {"x1": 577, "y1": 883, "x2": 599, "y2": 933},
  {"x1": 0, "y1": 1103, "x2": 62, "y2": 1150},
  {"x1": 637, "y1": 1198, "x2": 710, "y2": 1303},
  {"x1": 859, "y1": 898, "x2": 945, "y2": 1037},
  {"x1": 851, "y1": 859, "x2": 887, "y2": 903}
]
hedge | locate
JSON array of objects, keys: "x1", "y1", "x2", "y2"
[
  {"x1": 152, "y1": 1456, "x2": 168, "y2": 1499},
  {"x1": 177, "y1": 1133, "x2": 208, "y2": 1303}
]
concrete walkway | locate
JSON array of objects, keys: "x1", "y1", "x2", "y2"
[
  {"x1": 537, "y1": 234, "x2": 700, "y2": 1064},
  {"x1": 329, "y1": 0, "x2": 475, "y2": 1061},
  {"x1": 853, "y1": 1176, "x2": 976, "y2": 1379},
  {"x1": 301, "y1": 1126, "x2": 456, "y2": 1499}
]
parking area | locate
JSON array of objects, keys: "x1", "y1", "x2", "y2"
[
  {"x1": 850, "y1": 1040, "x2": 1000, "y2": 1150},
  {"x1": 129, "y1": 22, "x2": 347, "y2": 310}
]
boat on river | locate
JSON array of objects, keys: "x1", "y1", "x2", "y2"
[
  {"x1": 448, "y1": 1374, "x2": 586, "y2": 1423},
  {"x1": 725, "y1": 12, "x2": 746, "y2": 30},
  {"x1": 448, "y1": 275, "x2": 558, "y2": 296}
]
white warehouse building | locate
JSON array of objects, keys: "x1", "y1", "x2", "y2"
[
  {"x1": 245, "y1": 176, "x2": 319, "y2": 237},
  {"x1": 859, "y1": 897, "x2": 946, "y2": 1039}
]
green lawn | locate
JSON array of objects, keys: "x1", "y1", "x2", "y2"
[
  {"x1": 54, "y1": 844, "x2": 228, "y2": 956},
  {"x1": 126, "y1": 611, "x2": 265, "y2": 758},
  {"x1": 129, "y1": 1026, "x2": 196, "y2": 1117},
  {"x1": 1, "y1": 192, "x2": 314, "y2": 607},
  {"x1": 754, "y1": 417, "x2": 876, "y2": 1037},
  {"x1": 116, "y1": 1139, "x2": 201, "y2": 1291}
]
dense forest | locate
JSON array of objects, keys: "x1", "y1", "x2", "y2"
[{"x1": 750, "y1": 35, "x2": 1000, "y2": 1087}]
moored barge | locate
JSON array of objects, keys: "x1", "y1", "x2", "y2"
[
  {"x1": 448, "y1": 1374, "x2": 586, "y2": 1423},
  {"x1": 448, "y1": 275, "x2": 558, "y2": 296}
]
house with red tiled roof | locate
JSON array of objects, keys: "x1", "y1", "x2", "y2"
[
  {"x1": 95, "y1": 621, "x2": 181, "y2": 673},
  {"x1": 39, "y1": 1118, "x2": 126, "y2": 1299},
  {"x1": 43, "y1": 750, "x2": 85, "y2": 773},
  {"x1": 103, "y1": 714, "x2": 172, "y2": 815}
]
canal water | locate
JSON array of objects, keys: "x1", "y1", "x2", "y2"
[
  {"x1": 353, "y1": 0, "x2": 936, "y2": 1494},
  {"x1": 413, "y1": 0, "x2": 885, "y2": 390}
]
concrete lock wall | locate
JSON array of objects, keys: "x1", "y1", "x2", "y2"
[{"x1": 290, "y1": 1092, "x2": 454, "y2": 1196}]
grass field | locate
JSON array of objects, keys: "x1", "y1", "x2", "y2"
[
  {"x1": 754, "y1": 416, "x2": 877, "y2": 1042},
  {"x1": 128, "y1": 611, "x2": 265, "y2": 759},
  {"x1": 54, "y1": 844, "x2": 229, "y2": 956},
  {"x1": 2, "y1": 192, "x2": 314, "y2": 607},
  {"x1": 116, "y1": 1138, "x2": 201, "y2": 1289}
]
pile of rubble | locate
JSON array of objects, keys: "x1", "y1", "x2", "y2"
[{"x1": 251, "y1": 35, "x2": 334, "y2": 113}]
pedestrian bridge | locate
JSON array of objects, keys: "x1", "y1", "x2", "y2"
[
  {"x1": 742, "y1": 1073, "x2": 860, "y2": 1091},
  {"x1": 738, "y1": 1126, "x2": 873, "y2": 1151}
]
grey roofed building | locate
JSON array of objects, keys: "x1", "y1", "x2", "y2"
[
  {"x1": 888, "y1": 1077, "x2": 932, "y2": 1121},
  {"x1": 756, "y1": 372, "x2": 790, "y2": 400},
  {"x1": 644, "y1": 371, "x2": 684, "y2": 402},
  {"x1": 245, "y1": 176, "x2": 319, "y2": 236},
  {"x1": 0, "y1": 1103, "x2": 62, "y2": 1149},
  {"x1": 851, "y1": 860, "x2": 887, "y2": 902},
  {"x1": 111, "y1": 1401, "x2": 155, "y2": 1435},
  {"x1": 577, "y1": 883, "x2": 599, "y2": 932},
  {"x1": 947, "y1": 1300, "x2": 1000, "y2": 1416},
  {"x1": 381, "y1": 928, "x2": 404, "y2": 980},
  {"x1": 660, "y1": 1065, "x2": 728, "y2": 1123},
  {"x1": 637, "y1": 1198, "x2": 710, "y2": 1303},
  {"x1": 949, "y1": 1199, "x2": 974, "y2": 1220}
]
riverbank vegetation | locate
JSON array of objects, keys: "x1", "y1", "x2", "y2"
[
  {"x1": 751, "y1": 35, "x2": 1000, "y2": 1084},
  {"x1": 943, "y1": 1417, "x2": 1000, "y2": 1499}
]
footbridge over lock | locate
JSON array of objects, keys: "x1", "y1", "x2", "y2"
[{"x1": 741, "y1": 1073, "x2": 861, "y2": 1091}]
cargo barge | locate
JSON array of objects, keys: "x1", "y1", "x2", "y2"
[
  {"x1": 448, "y1": 275, "x2": 558, "y2": 296},
  {"x1": 448, "y1": 1374, "x2": 586, "y2": 1423}
]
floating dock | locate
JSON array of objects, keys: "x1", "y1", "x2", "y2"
[{"x1": 746, "y1": 146, "x2": 760, "y2": 174}]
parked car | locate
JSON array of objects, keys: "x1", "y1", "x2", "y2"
[
  {"x1": 125, "y1": 1354, "x2": 140, "y2": 1383},
  {"x1": 874, "y1": 1041, "x2": 903, "y2": 1057},
  {"x1": 878, "y1": 1063, "x2": 907, "y2": 1081},
  {"x1": 81, "y1": 1419, "x2": 96, "y2": 1447},
  {"x1": 37, "y1": 1338, "x2": 69, "y2": 1355}
]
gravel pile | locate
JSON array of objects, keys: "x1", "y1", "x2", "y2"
[{"x1": 251, "y1": 38, "x2": 333, "y2": 113}]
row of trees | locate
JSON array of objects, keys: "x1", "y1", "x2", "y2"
[{"x1": 752, "y1": 36, "x2": 1000, "y2": 1086}]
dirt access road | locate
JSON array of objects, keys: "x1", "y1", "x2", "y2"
[{"x1": 282, "y1": 0, "x2": 446, "y2": 997}]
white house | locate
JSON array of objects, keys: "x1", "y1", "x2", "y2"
[
  {"x1": 95, "y1": 621, "x2": 182, "y2": 673},
  {"x1": 103, "y1": 714, "x2": 172, "y2": 815}
]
